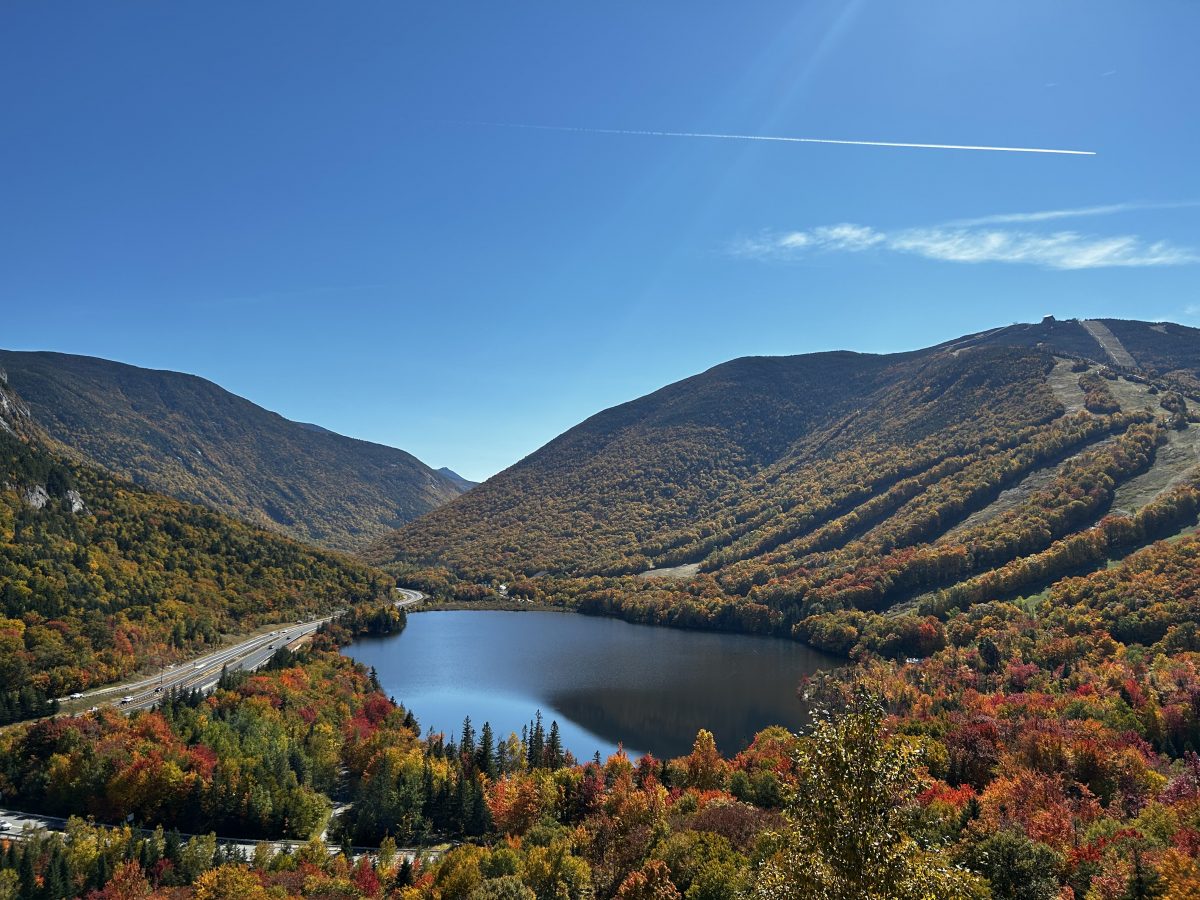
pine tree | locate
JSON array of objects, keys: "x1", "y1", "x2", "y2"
[
  {"x1": 546, "y1": 720, "x2": 564, "y2": 768},
  {"x1": 476, "y1": 721, "x2": 496, "y2": 778},
  {"x1": 455, "y1": 771, "x2": 469, "y2": 832},
  {"x1": 460, "y1": 716, "x2": 476, "y2": 765},
  {"x1": 45, "y1": 845, "x2": 70, "y2": 900},
  {"x1": 92, "y1": 850, "x2": 111, "y2": 892},
  {"x1": 165, "y1": 830, "x2": 182, "y2": 868},
  {"x1": 18, "y1": 846, "x2": 36, "y2": 899},
  {"x1": 528, "y1": 711, "x2": 545, "y2": 769},
  {"x1": 1123, "y1": 849, "x2": 1165, "y2": 899},
  {"x1": 495, "y1": 732, "x2": 509, "y2": 775},
  {"x1": 469, "y1": 777, "x2": 492, "y2": 835},
  {"x1": 421, "y1": 759, "x2": 435, "y2": 821}
]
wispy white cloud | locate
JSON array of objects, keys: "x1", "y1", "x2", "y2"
[
  {"x1": 947, "y1": 200, "x2": 1200, "y2": 227},
  {"x1": 888, "y1": 228, "x2": 1195, "y2": 269},
  {"x1": 736, "y1": 203, "x2": 1199, "y2": 270}
]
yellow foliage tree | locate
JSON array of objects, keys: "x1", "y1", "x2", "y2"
[
  {"x1": 754, "y1": 691, "x2": 988, "y2": 900},
  {"x1": 194, "y1": 863, "x2": 271, "y2": 900}
]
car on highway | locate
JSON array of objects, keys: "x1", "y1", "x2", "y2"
[
  {"x1": 0, "y1": 821, "x2": 10, "y2": 832},
  {"x1": 120, "y1": 696, "x2": 134, "y2": 704},
  {"x1": 70, "y1": 692, "x2": 84, "y2": 700},
  {"x1": 194, "y1": 662, "x2": 204, "y2": 669}
]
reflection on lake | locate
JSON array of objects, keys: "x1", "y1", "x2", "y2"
[{"x1": 341, "y1": 610, "x2": 840, "y2": 760}]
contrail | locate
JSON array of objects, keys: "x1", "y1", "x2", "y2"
[{"x1": 496, "y1": 123, "x2": 1096, "y2": 156}]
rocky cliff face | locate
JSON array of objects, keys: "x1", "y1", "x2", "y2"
[{"x1": 0, "y1": 368, "x2": 35, "y2": 440}]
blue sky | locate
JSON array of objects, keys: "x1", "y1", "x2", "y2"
[{"x1": 2, "y1": 2, "x2": 1198, "y2": 481}]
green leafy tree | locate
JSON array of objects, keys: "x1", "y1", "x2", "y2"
[
  {"x1": 754, "y1": 690, "x2": 987, "y2": 900},
  {"x1": 470, "y1": 875, "x2": 537, "y2": 900},
  {"x1": 959, "y1": 829, "x2": 1060, "y2": 900}
]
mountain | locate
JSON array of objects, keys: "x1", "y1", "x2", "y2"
[
  {"x1": 0, "y1": 373, "x2": 391, "y2": 721},
  {"x1": 372, "y1": 317, "x2": 1200, "y2": 652},
  {"x1": 437, "y1": 466, "x2": 478, "y2": 492},
  {"x1": 0, "y1": 350, "x2": 467, "y2": 551}
]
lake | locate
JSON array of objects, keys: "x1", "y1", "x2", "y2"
[{"x1": 341, "y1": 609, "x2": 840, "y2": 760}]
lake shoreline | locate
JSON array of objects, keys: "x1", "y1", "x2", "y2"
[
  {"x1": 342, "y1": 608, "x2": 839, "y2": 759},
  {"x1": 410, "y1": 599, "x2": 571, "y2": 614}
]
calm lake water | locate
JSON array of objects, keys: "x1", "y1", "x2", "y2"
[{"x1": 341, "y1": 610, "x2": 839, "y2": 760}]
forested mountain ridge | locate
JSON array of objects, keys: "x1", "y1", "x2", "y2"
[
  {"x1": 0, "y1": 349, "x2": 466, "y2": 552},
  {"x1": 0, "y1": 373, "x2": 392, "y2": 723},
  {"x1": 375, "y1": 317, "x2": 1200, "y2": 655}
]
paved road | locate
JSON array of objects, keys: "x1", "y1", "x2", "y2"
[
  {"x1": 4, "y1": 589, "x2": 431, "y2": 857},
  {"x1": 63, "y1": 589, "x2": 425, "y2": 714}
]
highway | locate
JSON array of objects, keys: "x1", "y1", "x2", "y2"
[
  {"x1": 61, "y1": 588, "x2": 425, "y2": 714},
  {"x1": 3, "y1": 588, "x2": 431, "y2": 857}
]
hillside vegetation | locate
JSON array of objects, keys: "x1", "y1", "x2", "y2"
[
  {"x1": 0, "y1": 350, "x2": 465, "y2": 551},
  {"x1": 11, "y1": 530, "x2": 1200, "y2": 896},
  {"x1": 0, "y1": 376, "x2": 392, "y2": 721},
  {"x1": 376, "y1": 318, "x2": 1200, "y2": 657}
]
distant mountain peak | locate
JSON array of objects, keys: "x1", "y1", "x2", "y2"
[
  {"x1": 437, "y1": 467, "x2": 478, "y2": 491},
  {"x1": 0, "y1": 349, "x2": 470, "y2": 552}
]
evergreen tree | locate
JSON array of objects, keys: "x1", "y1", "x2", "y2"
[
  {"x1": 495, "y1": 732, "x2": 509, "y2": 775},
  {"x1": 455, "y1": 771, "x2": 469, "y2": 832},
  {"x1": 45, "y1": 845, "x2": 70, "y2": 900},
  {"x1": 1123, "y1": 849, "x2": 1165, "y2": 900},
  {"x1": 546, "y1": 721, "x2": 564, "y2": 769},
  {"x1": 92, "y1": 849, "x2": 111, "y2": 892},
  {"x1": 461, "y1": 716, "x2": 476, "y2": 766},
  {"x1": 528, "y1": 711, "x2": 545, "y2": 769},
  {"x1": 18, "y1": 846, "x2": 36, "y2": 899},
  {"x1": 469, "y1": 777, "x2": 492, "y2": 835},
  {"x1": 165, "y1": 830, "x2": 183, "y2": 868},
  {"x1": 476, "y1": 721, "x2": 496, "y2": 778}
]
